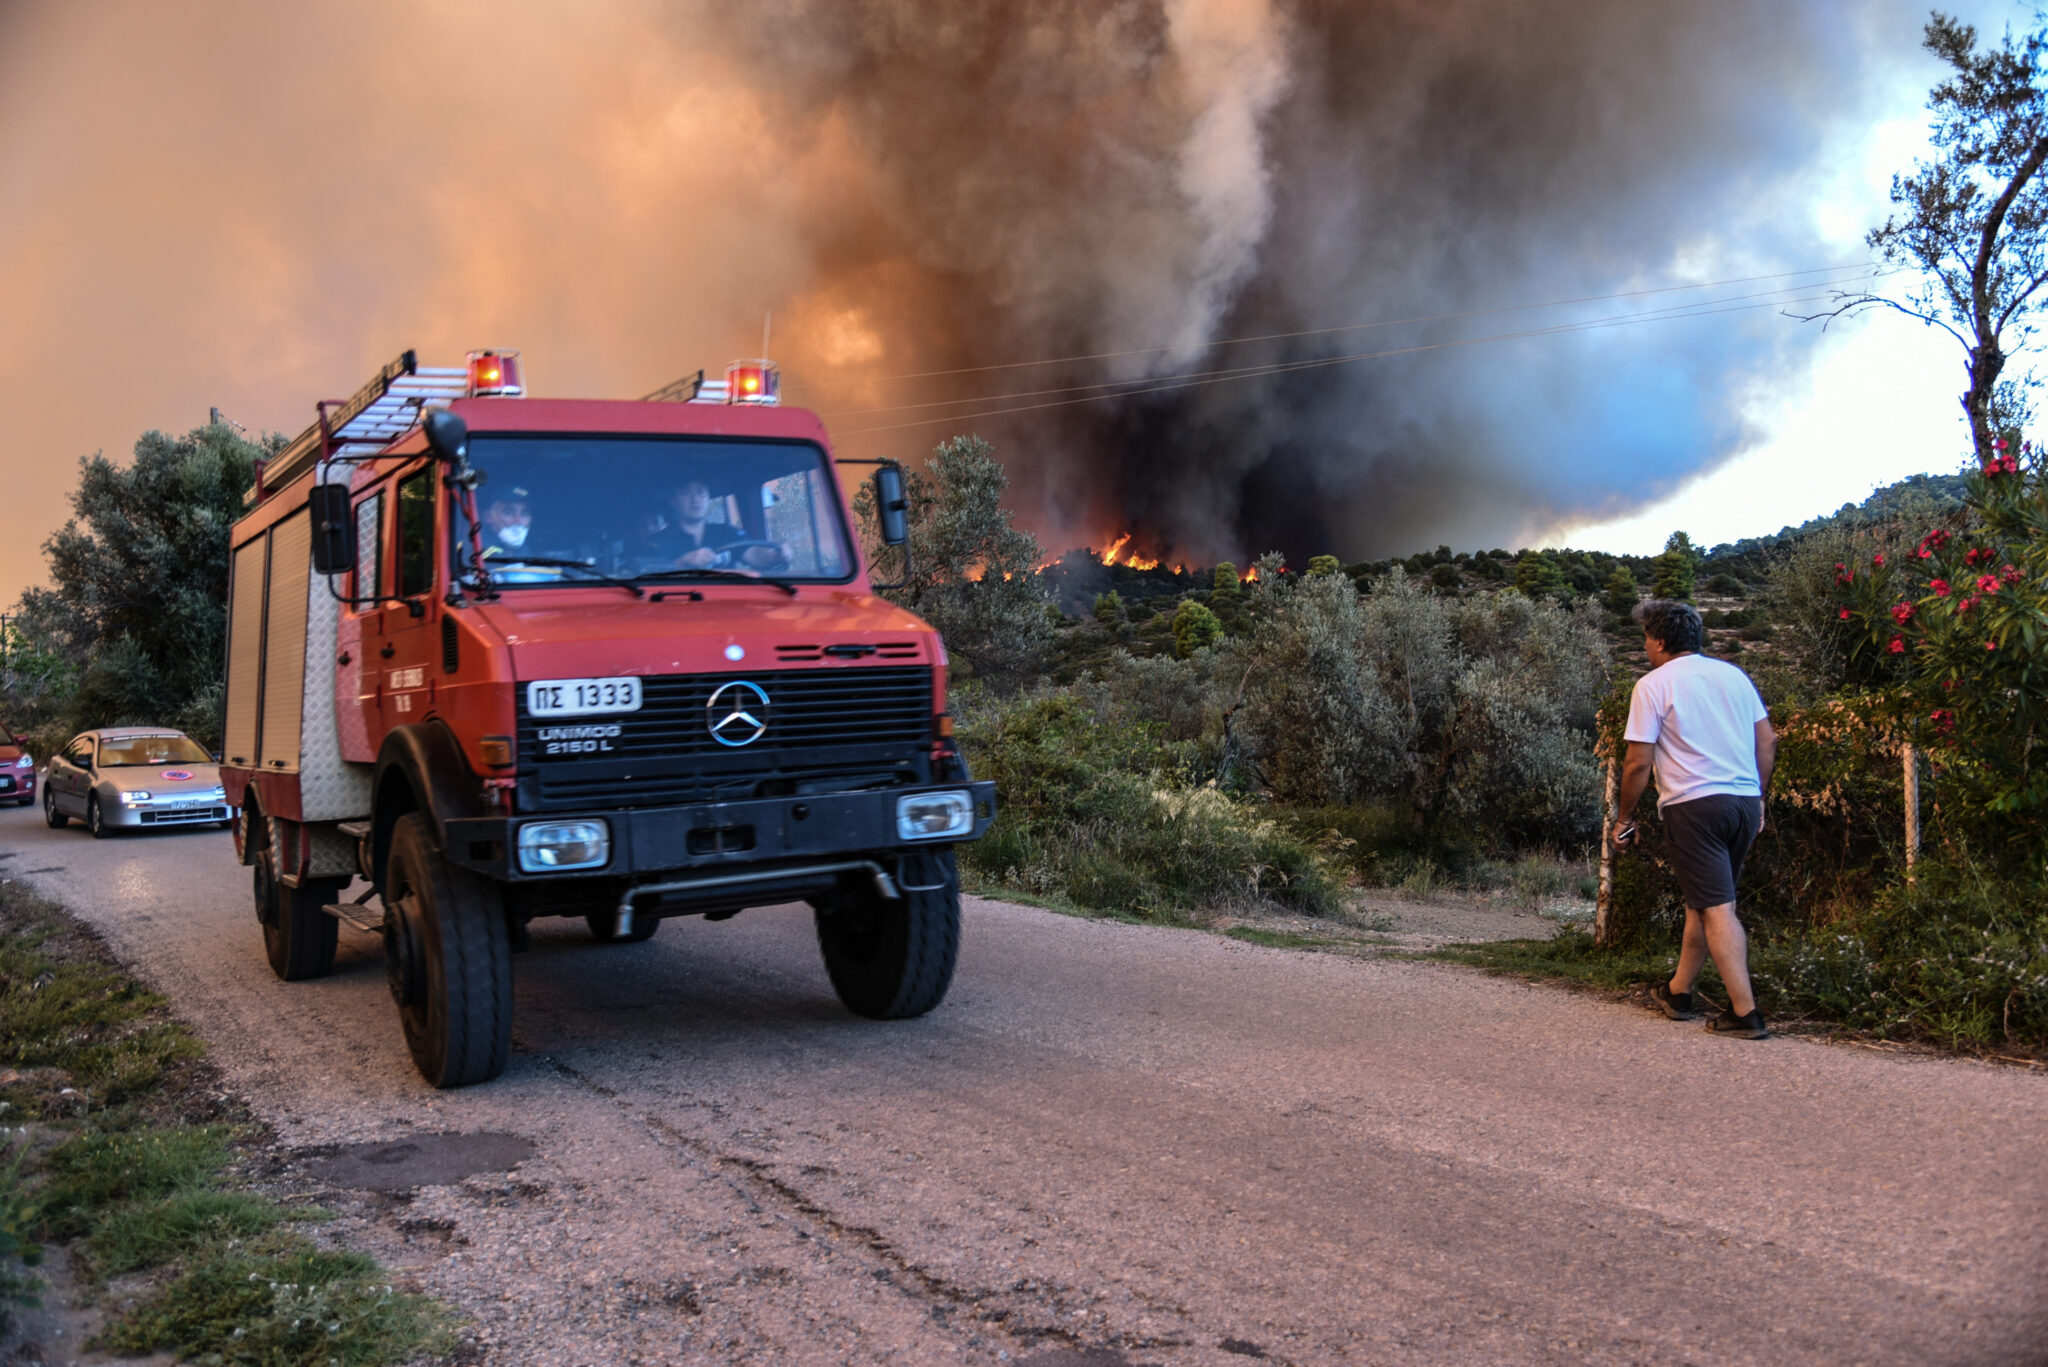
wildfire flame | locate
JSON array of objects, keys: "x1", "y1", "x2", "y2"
[{"x1": 1101, "y1": 532, "x2": 1132, "y2": 565}]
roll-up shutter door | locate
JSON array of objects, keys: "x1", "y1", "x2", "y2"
[
  {"x1": 223, "y1": 536, "x2": 268, "y2": 768},
  {"x1": 259, "y1": 510, "x2": 312, "y2": 772}
]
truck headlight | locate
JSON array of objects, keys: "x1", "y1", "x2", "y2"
[
  {"x1": 896, "y1": 791, "x2": 973, "y2": 841},
  {"x1": 517, "y1": 819, "x2": 610, "y2": 872},
  {"x1": 119, "y1": 790, "x2": 152, "y2": 805}
]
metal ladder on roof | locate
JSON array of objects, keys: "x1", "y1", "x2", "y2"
[{"x1": 251, "y1": 351, "x2": 472, "y2": 502}]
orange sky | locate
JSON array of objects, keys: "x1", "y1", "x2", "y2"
[
  {"x1": 0, "y1": 2, "x2": 939, "y2": 606},
  {"x1": 3, "y1": 0, "x2": 1979, "y2": 598}
]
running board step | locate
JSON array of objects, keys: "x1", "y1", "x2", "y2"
[{"x1": 322, "y1": 899, "x2": 385, "y2": 934}]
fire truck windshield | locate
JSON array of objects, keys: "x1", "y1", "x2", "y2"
[{"x1": 458, "y1": 436, "x2": 855, "y2": 586}]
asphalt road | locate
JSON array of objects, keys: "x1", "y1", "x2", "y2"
[{"x1": 3, "y1": 804, "x2": 2044, "y2": 1367}]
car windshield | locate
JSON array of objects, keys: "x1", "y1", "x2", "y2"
[
  {"x1": 99, "y1": 736, "x2": 210, "y2": 767},
  {"x1": 457, "y1": 436, "x2": 854, "y2": 586}
]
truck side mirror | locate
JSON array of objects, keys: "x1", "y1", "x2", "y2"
[
  {"x1": 424, "y1": 409, "x2": 469, "y2": 462},
  {"x1": 308, "y1": 483, "x2": 356, "y2": 575},
  {"x1": 874, "y1": 466, "x2": 909, "y2": 547}
]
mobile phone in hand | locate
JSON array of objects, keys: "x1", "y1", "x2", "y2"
[{"x1": 1615, "y1": 822, "x2": 1638, "y2": 847}]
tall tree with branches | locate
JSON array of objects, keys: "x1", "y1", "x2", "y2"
[{"x1": 1809, "y1": 14, "x2": 2048, "y2": 462}]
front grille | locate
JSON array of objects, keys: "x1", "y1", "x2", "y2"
[
  {"x1": 516, "y1": 666, "x2": 933, "y2": 812},
  {"x1": 141, "y1": 806, "x2": 227, "y2": 825}
]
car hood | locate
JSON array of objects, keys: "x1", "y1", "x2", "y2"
[
  {"x1": 96, "y1": 764, "x2": 223, "y2": 794},
  {"x1": 0, "y1": 743, "x2": 26, "y2": 766}
]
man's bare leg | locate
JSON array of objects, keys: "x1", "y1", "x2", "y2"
[
  {"x1": 1669, "y1": 907, "x2": 1709, "y2": 998},
  {"x1": 1699, "y1": 902, "x2": 1756, "y2": 1016}
]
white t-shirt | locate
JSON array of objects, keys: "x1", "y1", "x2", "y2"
[{"x1": 1623, "y1": 653, "x2": 1769, "y2": 811}]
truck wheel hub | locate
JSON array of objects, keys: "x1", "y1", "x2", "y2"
[{"x1": 384, "y1": 896, "x2": 425, "y2": 1008}]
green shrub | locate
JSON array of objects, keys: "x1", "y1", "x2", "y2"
[
  {"x1": 1171, "y1": 600, "x2": 1223, "y2": 658},
  {"x1": 958, "y1": 691, "x2": 1342, "y2": 918}
]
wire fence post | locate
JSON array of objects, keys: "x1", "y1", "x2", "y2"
[
  {"x1": 1903, "y1": 741, "x2": 1921, "y2": 880},
  {"x1": 1594, "y1": 752, "x2": 1619, "y2": 947}
]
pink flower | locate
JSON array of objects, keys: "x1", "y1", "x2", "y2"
[
  {"x1": 1873, "y1": 553, "x2": 1887, "y2": 567},
  {"x1": 1975, "y1": 574, "x2": 2000, "y2": 593},
  {"x1": 1965, "y1": 547, "x2": 1988, "y2": 565},
  {"x1": 1931, "y1": 708, "x2": 1957, "y2": 735},
  {"x1": 1890, "y1": 601, "x2": 1914, "y2": 624},
  {"x1": 1931, "y1": 579, "x2": 1952, "y2": 596},
  {"x1": 1917, "y1": 548, "x2": 1934, "y2": 560},
  {"x1": 2002, "y1": 564, "x2": 2024, "y2": 585},
  {"x1": 1987, "y1": 639, "x2": 2000, "y2": 651},
  {"x1": 1889, "y1": 636, "x2": 1906, "y2": 654},
  {"x1": 1958, "y1": 595, "x2": 1980, "y2": 614},
  {"x1": 1838, "y1": 608, "x2": 1852, "y2": 620},
  {"x1": 1996, "y1": 438, "x2": 2009, "y2": 450}
]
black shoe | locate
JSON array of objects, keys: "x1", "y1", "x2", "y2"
[
  {"x1": 1705, "y1": 1007, "x2": 1768, "y2": 1039},
  {"x1": 1650, "y1": 983, "x2": 1702, "y2": 1020}
]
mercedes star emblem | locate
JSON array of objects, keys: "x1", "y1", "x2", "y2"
[{"x1": 706, "y1": 679, "x2": 771, "y2": 747}]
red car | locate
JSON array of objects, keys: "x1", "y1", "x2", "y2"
[{"x1": 0, "y1": 727, "x2": 34, "y2": 807}]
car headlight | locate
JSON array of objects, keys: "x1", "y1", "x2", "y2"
[
  {"x1": 210, "y1": 786, "x2": 227, "y2": 800},
  {"x1": 119, "y1": 790, "x2": 152, "y2": 805},
  {"x1": 12, "y1": 756, "x2": 28, "y2": 769},
  {"x1": 896, "y1": 790, "x2": 973, "y2": 841},
  {"x1": 517, "y1": 819, "x2": 610, "y2": 872}
]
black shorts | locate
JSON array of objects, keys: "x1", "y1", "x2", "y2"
[{"x1": 1661, "y1": 793, "x2": 1761, "y2": 911}]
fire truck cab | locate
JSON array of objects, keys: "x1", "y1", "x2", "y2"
[{"x1": 222, "y1": 351, "x2": 993, "y2": 1087}]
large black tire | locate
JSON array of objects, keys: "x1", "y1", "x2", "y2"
[
  {"x1": 255, "y1": 836, "x2": 341, "y2": 981},
  {"x1": 814, "y1": 850, "x2": 960, "y2": 1019},
  {"x1": 86, "y1": 794, "x2": 112, "y2": 839},
  {"x1": 383, "y1": 814, "x2": 512, "y2": 1088},
  {"x1": 44, "y1": 786, "x2": 67, "y2": 829},
  {"x1": 585, "y1": 910, "x2": 659, "y2": 943}
]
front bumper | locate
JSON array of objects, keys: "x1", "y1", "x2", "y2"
[
  {"x1": 0, "y1": 771, "x2": 32, "y2": 801},
  {"x1": 100, "y1": 798, "x2": 230, "y2": 829},
  {"x1": 442, "y1": 780, "x2": 997, "y2": 884}
]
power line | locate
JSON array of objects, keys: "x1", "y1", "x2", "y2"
[
  {"x1": 825, "y1": 274, "x2": 1879, "y2": 423},
  {"x1": 865, "y1": 262, "x2": 1882, "y2": 385},
  {"x1": 834, "y1": 286, "x2": 1851, "y2": 436}
]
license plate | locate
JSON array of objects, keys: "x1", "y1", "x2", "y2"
[{"x1": 527, "y1": 677, "x2": 643, "y2": 717}]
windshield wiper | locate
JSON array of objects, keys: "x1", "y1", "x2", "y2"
[
  {"x1": 639, "y1": 568, "x2": 799, "y2": 597},
  {"x1": 475, "y1": 557, "x2": 645, "y2": 598}
]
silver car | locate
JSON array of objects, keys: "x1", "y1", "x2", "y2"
[{"x1": 43, "y1": 728, "x2": 230, "y2": 839}]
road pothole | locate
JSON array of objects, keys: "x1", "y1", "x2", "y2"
[{"x1": 304, "y1": 1131, "x2": 534, "y2": 1192}]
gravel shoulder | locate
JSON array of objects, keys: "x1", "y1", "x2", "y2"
[{"x1": 3, "y1": 808, "x2": 2044, "y2": 1366}]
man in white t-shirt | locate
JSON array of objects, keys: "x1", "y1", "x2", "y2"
[{"x1": 1615, "y1": 600, "x2": 1777, "y2": 1039}]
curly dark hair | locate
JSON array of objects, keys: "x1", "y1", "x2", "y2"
[{"x1": 1633, "y1": 598, "x2": 1704, "y2": 654}]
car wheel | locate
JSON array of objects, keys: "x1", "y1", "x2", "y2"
[
  {"x1": 585, "y1": 910, "x2": 659, "y2": 943},
  {"x1": 813, "y1": 850, "x2": 960, "y2": 1020},
  {"x1": 44, "y1": 786, "x2": 67, "y2": 829},
  {"x1": 383, "y1": 813, "x2": 512, "y2": 1088},
  {"x1": 255, "y1": 836, "x2": 340, "y2": 981},
  {"x1": 86, "y1": 794, "x2": 112, "y2": 839}
]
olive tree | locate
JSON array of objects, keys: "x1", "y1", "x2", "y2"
[
  {"x1": 1809, "y1": 13, "x2": 2048, "y2": 459},
  {"x1": 14, "y1": 422, "x2": 265, "y2": 747},
  {"x1": 853, "y1": 434, "x2": 1050, "y2": 685}
]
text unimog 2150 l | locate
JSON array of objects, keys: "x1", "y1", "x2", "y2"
[{"x1": 222, "y1": 350, "x2": 994, "y2": 1086}]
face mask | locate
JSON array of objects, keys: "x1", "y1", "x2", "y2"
[{"x1": 496, "y1": 524, "x2": 529, "y2": 549}]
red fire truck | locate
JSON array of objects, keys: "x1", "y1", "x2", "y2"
[{"x1": 222, "y1": 349, "x2": 993, "y2": 1086}]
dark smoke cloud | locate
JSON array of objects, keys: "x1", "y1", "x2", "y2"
[
  {"x1": 712, "y1": 0, "x2": 1933, "y2": 564},
  {"x1": 0, "y1": 0, "x2": 1959, "y2": 604}
]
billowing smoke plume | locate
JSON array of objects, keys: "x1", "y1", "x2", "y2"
[
  {"x1": 0, "y1": 0, "x2": 1925, "y2": 601},
  {"x1": 712, "y1": 0, "x2": 1913, "y2": 565}
]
